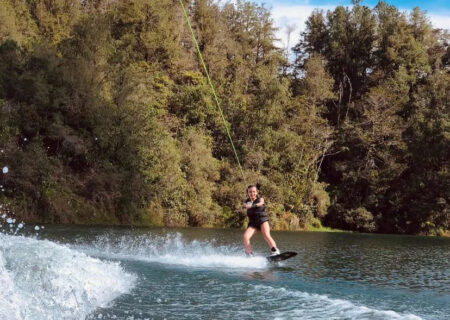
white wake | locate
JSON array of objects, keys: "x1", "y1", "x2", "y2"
[
  {"x1": 74, "y1": 232, "x2": 269, "y2": 269},
  {"x1": 0, "y1": 234, "x2": 136, "y2": 320}
]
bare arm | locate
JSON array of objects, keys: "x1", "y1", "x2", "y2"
[
  {"x1": 243, "y1": 197, "x2": 264, "y2": 209},
  {"x1": 254, "y1": 197, "x2": 264, "y2": 207}
]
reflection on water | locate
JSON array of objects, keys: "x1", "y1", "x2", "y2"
[
  {"x1": 293, "y1": 232, "x2": 450, "y2": 294},
  {"x1": 244, "y1": 270, "x2": 278, "y2": 281},
  {"x1": 2, "y1": 225, "x2": 448, "y2": 320}
]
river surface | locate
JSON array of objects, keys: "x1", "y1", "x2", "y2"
[{"x1": 0, "y1": 225, "x2": 449, "y2": 320}]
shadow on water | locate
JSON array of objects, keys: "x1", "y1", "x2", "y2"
[
  {"x1": 244, "y1": 270, "x2": 278, "y2": 281},
  {"x1": 243, "y1": 265, "x2": 296, "y2": 280},
  {"x1": 268, "y1": 265, "x2": 296, "y2": 272}
]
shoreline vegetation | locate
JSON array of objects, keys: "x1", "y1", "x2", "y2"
[
  {"x1": 0, "y1": 0, "x2": 448, "y2": 236},
  {"x1": 13, "y1": 219, "x2": 450, "y2": 238}
]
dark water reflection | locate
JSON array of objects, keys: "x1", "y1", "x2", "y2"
[
  {"x1": 34, "y1": 225, "x2": 449, "y2": 319},
  {"x1": 288, "y1": 232, "x2": 449, "y2": 294},
  {"x1": 37, "y1": 226, "x2": 450, "y2": 294}
]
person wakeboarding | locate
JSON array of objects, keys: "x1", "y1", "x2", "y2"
[{"x1": 242, "y1": 185, "x2": 280, "y2": 257}]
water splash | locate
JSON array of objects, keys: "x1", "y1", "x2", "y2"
[
  {"x1": 0, "y1": 205, "x2": 24, "y2": 235},
  {"x1": 0, "y1": 234, "x2": 136, "y2": 320},
  {"x1": 0, "y1": 204, "x2": 47, "y2": 237},
  {"x1": 74, "y1": 232, "x2": 268, "y2": 270}
]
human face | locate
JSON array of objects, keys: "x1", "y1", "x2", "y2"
[{"x1": 247, "y1": 187, "x2": 258, "y2": 201}]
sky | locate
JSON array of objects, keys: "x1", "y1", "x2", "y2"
[{"x1": 249, "y1": 0, "x2": 450, "y2": 51}]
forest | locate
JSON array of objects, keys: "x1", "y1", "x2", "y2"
[{"x1": 0, "y1": 0, "x2": 448, "y2": 235}]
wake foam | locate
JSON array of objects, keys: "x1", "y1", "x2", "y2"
[
  {"x1": 0, "y1": 234, "x2": 136, "y2": 320},
  {"x1": 251, "y1": 285, "x2": 422, "y2": 320},
  {"x1": 75, "y1": 233, "x2": 268, "y2": 269}
]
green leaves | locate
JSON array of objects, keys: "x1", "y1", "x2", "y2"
[
  {"x1": 0, "y1": 0, "x2": 446, "y2": 234},
  {"x1": 296, "y1": 1, "x2": 448, "y2": 234}
]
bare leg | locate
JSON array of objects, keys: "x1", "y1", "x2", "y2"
[
  {"x1": 260, "y1": 222, "x2": 277, "y2": 250},
  {"x1": 243, "y1": 227, "x2": 257, "y2": 254}
]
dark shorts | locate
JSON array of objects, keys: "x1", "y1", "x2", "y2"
[{"x1": 247, "y1": 216, "x2": 269, "y2": 230}]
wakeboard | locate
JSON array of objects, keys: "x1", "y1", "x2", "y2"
[{"x1": 266, "y1": 251, "x2": 297, "y2": 262}]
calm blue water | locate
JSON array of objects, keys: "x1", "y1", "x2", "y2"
[{"x1": 1, "y1": 225, "x2": 449, "y2": 319}]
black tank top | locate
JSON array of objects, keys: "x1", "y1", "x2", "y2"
[{"x1": 246, "y1": 196, "x2": 266, "y2": 219}]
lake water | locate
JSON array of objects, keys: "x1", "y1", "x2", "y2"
[{"x1": 0, "y1": 225, "x2": 449, "y2": 319}]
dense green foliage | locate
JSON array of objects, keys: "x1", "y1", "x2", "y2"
[
  {"x1": 294, "y1": 1, "x2": 449, "y2": 235},
  {"x1": 0, "y1": 0, "x2": 448, "y2": 235}
]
